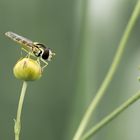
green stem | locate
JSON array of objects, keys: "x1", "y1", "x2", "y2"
[
  {"x1": 14, "y1": 81, "x2": 28, "y2": 140},
  {"x1": 81, "y1": 90, "x2": 140, "y2": 140},
  {"x1": 73, "y1": 1, "x2": 140, "y2": 140}
]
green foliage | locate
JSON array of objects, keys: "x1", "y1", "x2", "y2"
[{"x1": 0, "y1": 0, "x2": 140, "y2": 140}]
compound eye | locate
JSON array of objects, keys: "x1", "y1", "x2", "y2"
[{"x1": 42, "y1": 49, "x2": 49, "y2": 60}]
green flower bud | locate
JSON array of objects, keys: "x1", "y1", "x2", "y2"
[{"x1": 13, "y1": 58, "x2": 42, "y2": 81}]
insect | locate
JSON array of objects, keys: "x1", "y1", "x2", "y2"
[{"x1": 5, "y1": 31, "x2": 55, "y2": 68}]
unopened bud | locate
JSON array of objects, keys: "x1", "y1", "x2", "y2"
[{"x1": 13, "y1": 58, "x2": 42, "y2": 81}]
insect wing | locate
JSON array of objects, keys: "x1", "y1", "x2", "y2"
[{"x1": 5, "y1": 31, "x2": 34, "y2": 51}]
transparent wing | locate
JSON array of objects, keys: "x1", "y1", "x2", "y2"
[{"x1": 5, "y1": 31, "x2": 34, "y2": 51}]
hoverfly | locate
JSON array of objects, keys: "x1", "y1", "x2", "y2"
[{"x1": 5, "y1": 31, "x2": 55, "y2": 68}]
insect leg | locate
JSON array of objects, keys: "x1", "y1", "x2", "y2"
[
  {"x1": 37, "y1": 58, "x2": 41, "y2": 65},
  {"x1": 40, "y1": 58, "x2": 48, "y2": 69},
  {"x1": 21, "y1": 48, "x2": 35, "y2": 58}
]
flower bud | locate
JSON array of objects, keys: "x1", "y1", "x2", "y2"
[{"x1": 13, "y1": 58, "x2": 42, "y2": 81}]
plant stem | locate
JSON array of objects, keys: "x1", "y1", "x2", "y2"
[
  {"x1": 81, "y1": 90, "x2": 140, "y2": 140},
  {"x1": 14, "y1": 81, "x2": 28, "y2": 140},
  {"x1": 73, "y1": 1, "x2": 140, "y2": 140}
]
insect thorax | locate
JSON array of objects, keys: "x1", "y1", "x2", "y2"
[{"x1": 32, "y1": 47, "x2": 42, "y2": 57}]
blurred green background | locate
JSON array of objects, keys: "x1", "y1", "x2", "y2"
[{"x1": 0, "y1": 0, "x2": 140, "y2": 140}]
